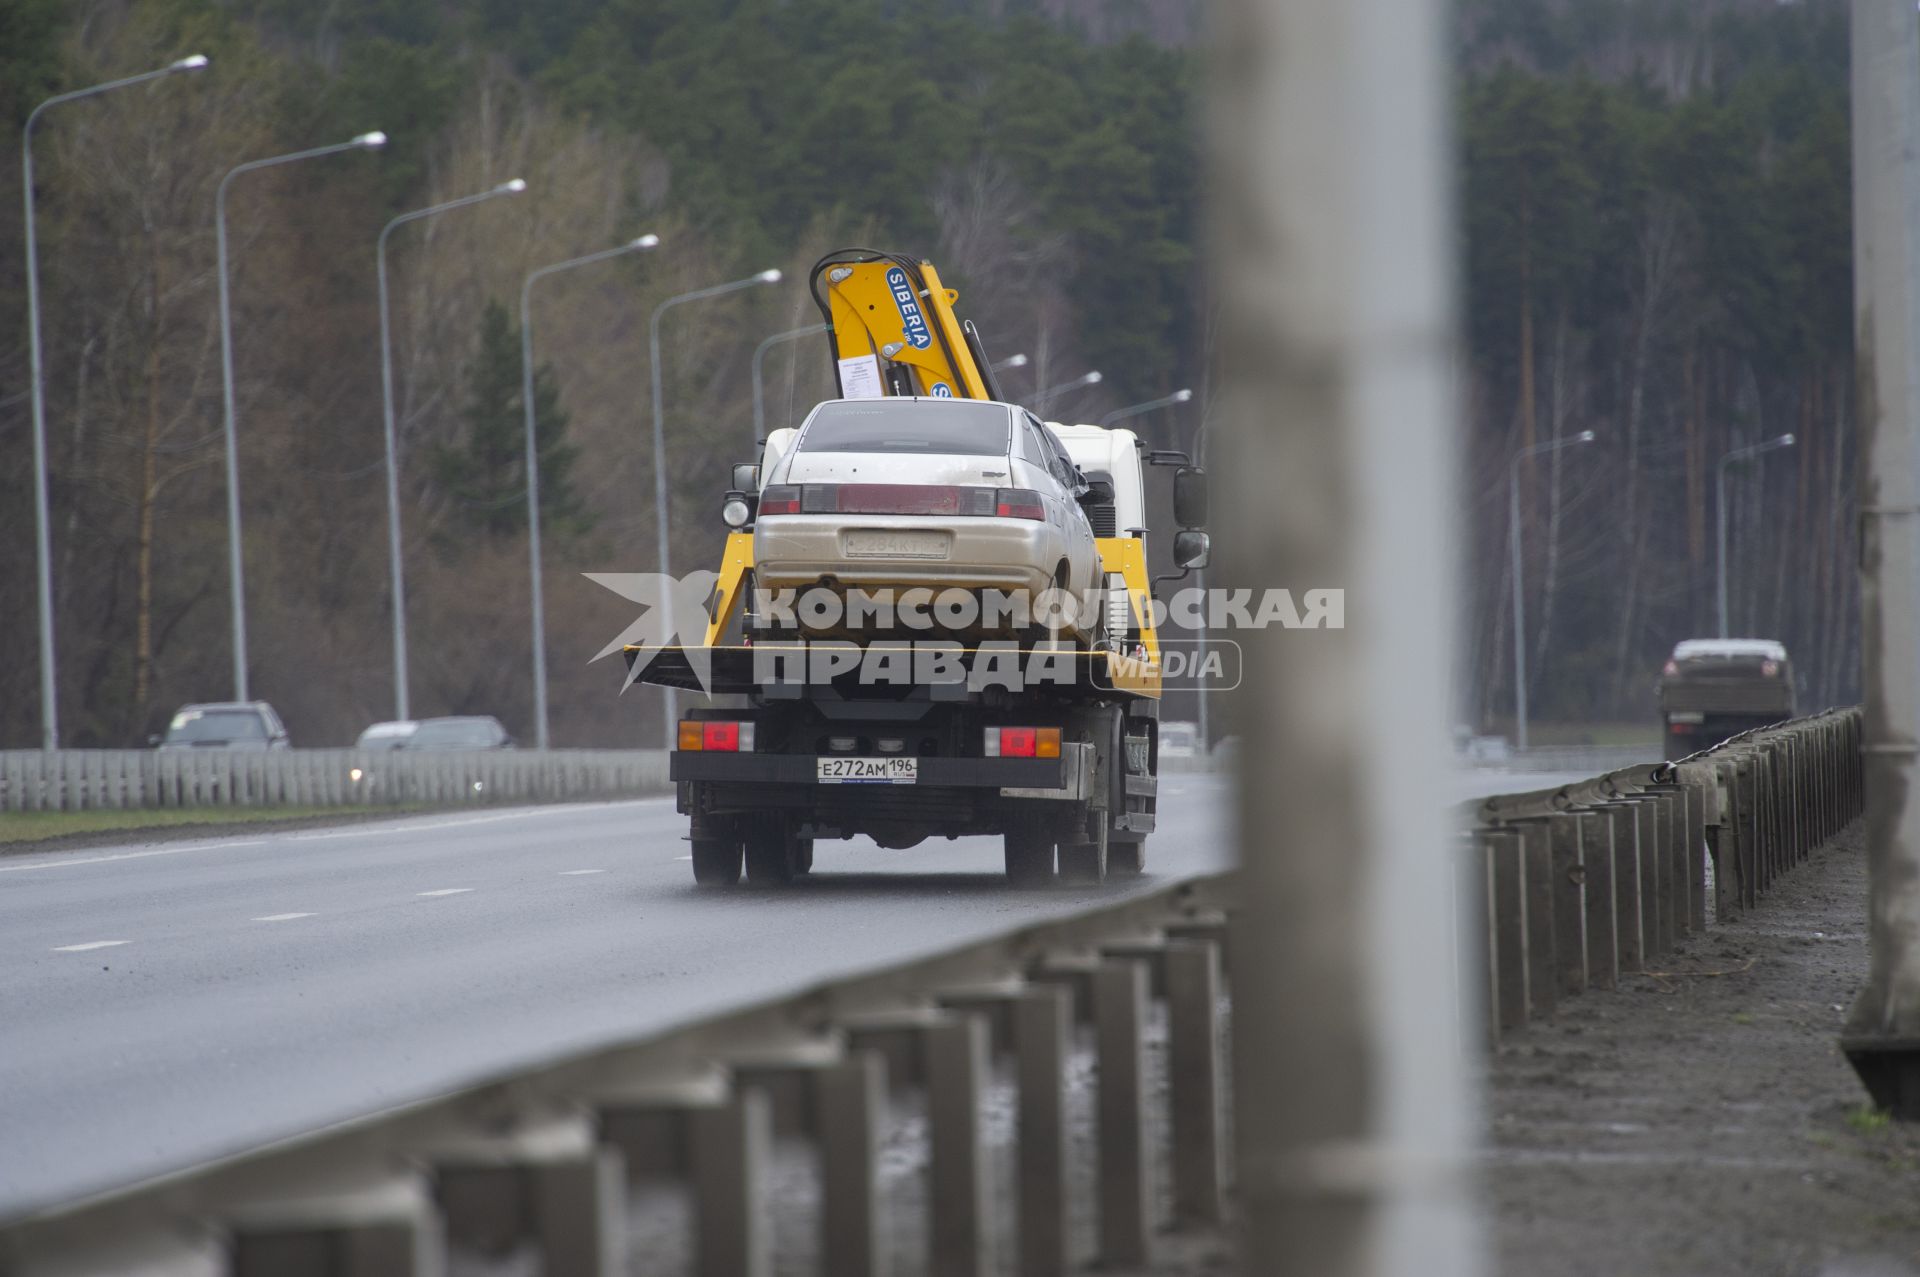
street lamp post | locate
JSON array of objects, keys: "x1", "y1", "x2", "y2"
[
  {"x1": 1717, "y1": 432, "x2": 1797, "y2": 639},
  {"x1": 217, "y1": 131, "x2": 387, "y2": 702},
  {"x1": 1098, "y1": 388, "x2": 1193, "y2": 429},
  {"x1": 22, "y1": 54, "x2": 209, "y2": 750},
  {"x1": 751, "y1": 321, "x2": 827, "y2": 445},
  {"x1": 376, "y1": 178, "x2": 526, "y2": 723},
  {"x1": 1036, "y1": 369, "x2": 1101, "y2": 416},
  {"x1": 650, "y1": 269, "x2": 783, "y2": 746},
  {"x1": 1509, "y1": 430, "x2": 1596, "y2": 752},
  {"x1": 520, "y1": 235, "x2": 661, "y2": 750}
]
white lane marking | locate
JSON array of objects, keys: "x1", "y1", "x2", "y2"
[
  {"x1": 416, "y1": 888, "x2": 474, "y2": 897},
  {"x1": 253, "y1": 912, "x2": 315, "y2": 922},
  {"x1": 0, "y1": 840, "x2": 269, "y2": 873},
  {"x1": 52, "y1": 940, "x2": 127, "y2": 952},
  {"x1": 287, "y1": 798, "x2": 676, "y2": 843},
  {"x1": 559, "y1": 869, "x2": 607, "y2": 876}
]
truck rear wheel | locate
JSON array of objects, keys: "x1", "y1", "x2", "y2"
[
  {"x1": 690, "y1": 838, "x2": 743, "y2": 886},
  {"x1": 1004, "y1": 830, "x2": 1055, "y2": 885},
  {"x1": 745, "y1": 829, "x2": 800, "y2": 885}
]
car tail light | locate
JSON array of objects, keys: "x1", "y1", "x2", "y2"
[
  {"x1": 984, "y1": 726, "x2": 1061, "y2": 759},
  {"x1": 759, "y1": 485, "x2": 801, "y2": 515},
  {"x1": 995, "y1": 488, "x2": 1045, "y2": 520},
  {"x1": 1662, "y1": 660, "x2": 1679, "y2": 676},
  {"x1": 792, "y1": 483, "x2": 999, "y2": 516},
  {"x1": 678, "y1": 720, "x2": 754, "y2": 751},
  {"x1": 1760, "y1": 660, "x2": 1779, "y2": 678}
]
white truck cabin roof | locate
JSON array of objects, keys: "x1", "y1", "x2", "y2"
[{"x1": 1047, "y1": 422, "x2": 1145, "y2": 535}]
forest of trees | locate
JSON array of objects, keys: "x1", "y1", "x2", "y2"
[{"x1": 0, "y1": 0, "x2": 1857, "y2": 748}]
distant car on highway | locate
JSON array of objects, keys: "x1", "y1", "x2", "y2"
[
  {"x1": 1659, "y1": 638, "x2": 1795, "y2": 759},
  {"x1": 153, "y1": 702, "x2": 290, "y2": 750},
  {"x1": 400, "y1": 716, "x2": 515, "y2": 751},
  {"x1": 1160, "y1": 720, "x2": 1201, "y2": 759},
  {"x1": 354, "y1": 720, "x2": 417, "y2": 751}
]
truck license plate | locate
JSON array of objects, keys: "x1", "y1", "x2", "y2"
[
  {"x1": 842, "y1": 529, "x2": 950, "y2": 559},
  {"x1": 816, "y1": 756, "x2": 918, "y2": 784}
]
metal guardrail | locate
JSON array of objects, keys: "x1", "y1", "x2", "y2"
[
  {"x1": 0, "y1": 872, "x2": 1236, "y2": 1277},
  {"x1": 0, "y1": 749, "x2": 668, "y2": 814},
  {"x1": 0, "y1": 710, "x2": 1864, "y2": 1275},
  {"x1": 1458, "y1": 708, "x2": 1865, "y2": 1043}
]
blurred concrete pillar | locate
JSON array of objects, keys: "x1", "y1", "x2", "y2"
[
  {"x1": 1211, "y1": 0, "x2": 1479, "y2": 1273},
  {"x1": 1843, "y1": 0, "x2": 1920, "y2": 1117}
]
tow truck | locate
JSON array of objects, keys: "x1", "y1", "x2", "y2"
[{"x1": 624, "y1": 249, "x2": 1209, "y2": 886}]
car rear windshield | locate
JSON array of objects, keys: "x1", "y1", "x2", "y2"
[
  {"x1": 166, "y1": 710, "x2": 266, "y2": 742},
  {"x1": 798, "y1": 401, "x2": 1010, "y2": 456}
]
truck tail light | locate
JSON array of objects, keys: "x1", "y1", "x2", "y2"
[
  {"x1": 1662, "y1": 659, "x2": 1679, "y2": 676},
  {"x1": 1760, "y1": 660, "x2": 1779, "y2": 677},
  {"x1": 679, "y1": 720, "x2": 755, "y2": 751},
  {"x1": 994, "y1": 488, "x2": 1045, "y2": 520},
  {"x1": 759, "y1": 485, "x2": 801, "y2": 515},
  {"x1": 984, "y1": 726, "x2": 1061, "y2": 759}
]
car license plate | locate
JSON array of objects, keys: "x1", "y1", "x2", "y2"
[
  {"x1": 816, "y1": 756, "x2": 918, "y2": 784},
  {"x1": 842, "y1": 529, "x2": 950, "y2": 559}
]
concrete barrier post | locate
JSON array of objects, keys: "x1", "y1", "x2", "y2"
[
  {"x1": 689, "y1": 1091, "x2": 772, "y2": 1277},
  {"x1": 1165, "y1": 940, "x2": 1226, "y2": 1228},
  {"x1": 1484, "y1": 828, "x2": 1529, "y2": 1031},
  {"x1": 1515, "y1": 820, "x2": 1557, "y2": 1017},
  {"x1": 815, "y1": 1053, "x2": 886, "y2": 1277},
  {"x1": 1093, "y1": 959, "x2": 1152, "y2": 1267},
  {"x1": 1575, "y1": 807, "x2": 1617, "y2": 989},
  {"x1": 924, "y1": 1013, "x2": 993, "y2": 1277},
  {"x1": 1548, "y1": 812, "x2": 1587, "y2": 995},
  {"x1": 1013, "y1": 985, "x2": 1072, "y2": 1277}
]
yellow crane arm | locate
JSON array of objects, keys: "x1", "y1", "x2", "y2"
[{"x1": 809, "y1": 250, "x2": 996, "y2": 401}]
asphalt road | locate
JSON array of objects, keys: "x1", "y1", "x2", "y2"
[
  {"x1": 0, "y1": 762, "x2": 1607, "y2": 1222},
  {"x1": 0, "y1": 781, "x2": 1236, "y2": 1221}
]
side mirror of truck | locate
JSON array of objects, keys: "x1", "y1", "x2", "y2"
[
  {"x1": 731, "y1": 462, "x2": 761, "y2": 492},
  {"x1": 1173, "y1": 466, "x2": 1208, "y2": 528},
  {"x1": 720, "y1": 489, "x2": 758, "y2": 530},
  {"x1": 1173, "y1": 529, "x2": 1211, "y2": 570}
]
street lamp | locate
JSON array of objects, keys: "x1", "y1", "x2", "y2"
[
  {"x1": 520, "y1": 235, "x2": 661, "y2": 750},
  {"x1": 22, "y1": 53, "x2": 209, "y2": 750},
  {"x1": 217, "y1": 130, "x2": 386, "y2": 702},
  {"x1": 751, "y1": 321, "x2": 827, "y2": 444},
  {"x1": 1717, "y1": 432, "x2": 1796, "y2": 639},
  {"x1": 650, "y1": 268, "x2": 783, "y2": 745},
  {"x1": 1036, "y1": 369, "x2": 1101, "y2": 416},
  {"x1": 1098, "y1": 388, "x2": 1193, "y2": 428},
  {"x1": 375, "y1": 178, "x2": 527, "y2": 722},
  {"x1": 1509, "y1": 429, "x2": 1596, "y2": 752},
  {"x1": 991, "y1": 352, "x2": 1029, "y2": 371}
]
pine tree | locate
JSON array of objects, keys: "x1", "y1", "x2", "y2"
[{"x1": 435, "y1": 300, "x2": 593, "y2": 544}]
